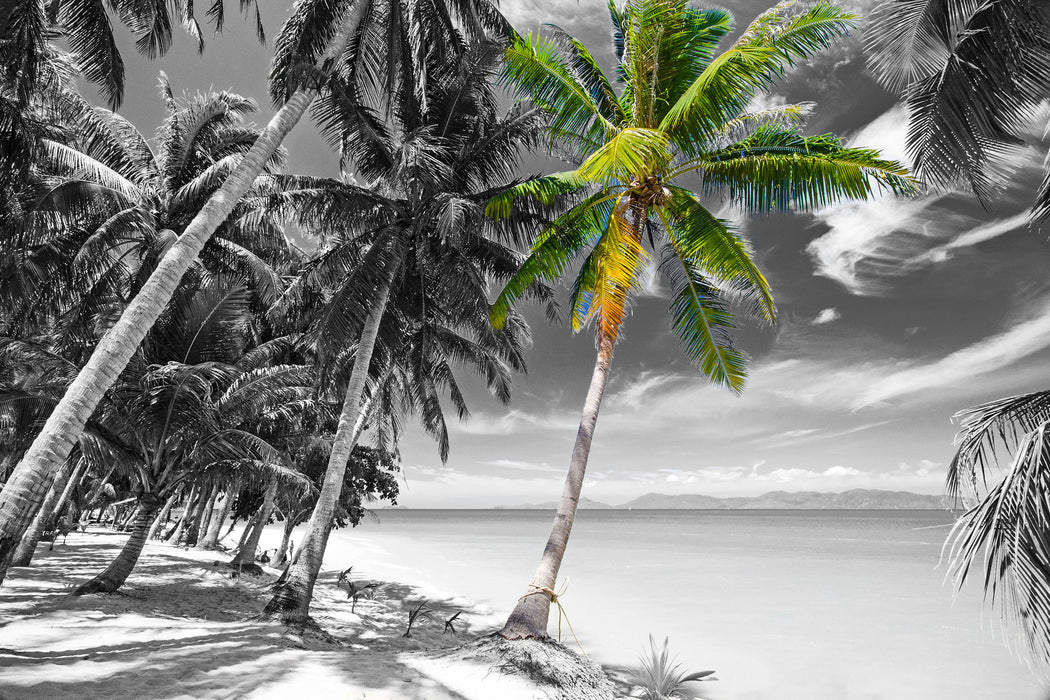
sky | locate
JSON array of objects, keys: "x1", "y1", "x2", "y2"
[{"x1": 98, "y1": 0, "x2": 1050, "y2": 507}]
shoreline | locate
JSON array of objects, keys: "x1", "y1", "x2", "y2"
[{"x1": 0, "y1": 529, "x2": 620, "y2": 699}]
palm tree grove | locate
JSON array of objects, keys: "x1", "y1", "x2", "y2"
[{"x1": 1, "y1": 0, "x2": 1048, "y2": 698}]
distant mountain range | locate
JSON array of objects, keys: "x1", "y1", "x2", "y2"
[{"x1": 495, "y1": 489, "x2": 953, "y2": 510}]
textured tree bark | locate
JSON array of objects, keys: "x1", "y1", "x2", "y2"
[
  {"x1": 0, "y1": 7, "x2": 362, "y2": 584},
  {"x1": 73, "y1": 495, "x2": 163, "y2": 595},
  {"x1": 500, "y1": 335, "x2": 615, "y2": 639},
  {"x1": 193, "y1": 485, "x2": 219, "y2": 545},
  {"x1": 12, "y1": 459, "x2": 77, "y2": 566},
  {"x1": 230, "y1": 479, "x2": 277, "y2": 568},
  {"x1": 196, "y1": 489, "x2": 232, "y2": 550},
  {"x1": 264, "y1": 281, "x2": 392, "y2": 624}
]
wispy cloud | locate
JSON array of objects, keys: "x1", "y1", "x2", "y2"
[
  {"x1": 855, "y1": 295, "x2": 1050, "y2": 407},
  {"x1": 807, "y1": 105, "x2": 1040, "y2": 296}
]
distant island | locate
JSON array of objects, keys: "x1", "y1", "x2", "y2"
[{"x1": 496, "y1": 488, "x2": 953, "y2": 510}]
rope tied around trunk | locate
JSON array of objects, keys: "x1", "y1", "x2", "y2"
[{"x1": 519, "y1": 579, "x2": 586, "y2": 655}]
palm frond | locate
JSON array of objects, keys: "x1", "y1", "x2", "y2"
[{"x1": 945, "y1": 421, "x2": 1050, "y2": 670}]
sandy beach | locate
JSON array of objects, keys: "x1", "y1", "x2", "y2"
[{"x1": 0, "y1": 529, "x2": 614, "y2": 699}]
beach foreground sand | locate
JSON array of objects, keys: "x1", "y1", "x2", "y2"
[{"x1": 0, "y1": 530, "x2": 620, "y2": 699}]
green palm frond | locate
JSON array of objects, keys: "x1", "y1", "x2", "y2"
[
  {"x1": 545, "y1": 24, "x2": 626, "y2": 125},
  {"x1": 664, "y1": 188, "x2": 774, "y2": 322},
  {"x1": 661, "y1": 2, "x2": 856, "y2": 152},
  {"x1": 622, "y1": 0, "x2": 732, "y2": 126},
  {"x1": 489, "y1": 193, "x2": 615, "y2": 329},
  {"x1": 501, "y1": 32, "x2": 613, "y2": 147},
  {"x1": 692, "y1": 126, "x2": 917, "y2": 211},
  {"x1": 659, "y1": 241, "x2": 747, "y2": 393},
  {"x1": 484, "y1": 170, "x2": 589, "y2": 219},
  {"x1": 578, "y1": 127, "x2": 671, "y2": 185}
]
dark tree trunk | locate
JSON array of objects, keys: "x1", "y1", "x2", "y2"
[
  {"x1": 73, "y1": 496, "x2": 163, "y2": 595},
  {"x1": 500, "y1": 336, "x2": 615, "y2": 639}
]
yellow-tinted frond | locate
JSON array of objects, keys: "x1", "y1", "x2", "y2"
[
  {"x1": 577, "y1": 128, "x2": 672, "y2": 185},
  {"x1": 590, "y1": 201, "x2": 649, "y2": 343}
]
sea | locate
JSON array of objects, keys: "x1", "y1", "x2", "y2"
[{"x1": 304, "y1": 510, "x2": 1047, "y2": 700}]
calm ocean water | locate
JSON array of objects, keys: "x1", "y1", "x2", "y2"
[{"x1": 311, "y1": 510, "x2": 1046, "y2": 700}]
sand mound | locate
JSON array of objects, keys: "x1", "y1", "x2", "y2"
[{"x1": 406, "y1": 635, "x2": 618, "y2": 700}]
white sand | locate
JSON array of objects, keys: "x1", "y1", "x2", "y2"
[{"x1": 0, "y1": 529, "x2": 596, "y2": 699}]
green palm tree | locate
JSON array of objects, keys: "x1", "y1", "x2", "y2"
[
  {"x1": 866, "y1": 0, "x2": 1050, "y2": 219},
  {"x1": 261, "y1": 37, "x2": 545, "y2": 624},
  {"x1": 488, "y1": 0, "x2": 917, "y2": 638}
]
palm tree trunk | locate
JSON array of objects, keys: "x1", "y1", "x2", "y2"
[
  {"x1": 11, "y1": 458, "x2": 78, "y2": 566},
  {"x1": 270, "y1": 514, "x2": 297, "y2": 569},
  {"x1": 0, "y1": 9, "x2": 361, "y2": 585},
  {"x1": 183, "y1": 487, "x2": 211, "y2": 547},
  {"x1": 500, "y1": 335, "x2": 615, "y2": 639},
  {"x1": 196, "y1": 489, "x2": 232, "y2": 550},
  {"x1": 116, "y1": 505, "x2": 139, "y2": 532},
  {"x1": 264, "y1": 281, "x2": 392, "y2": 624},
  {"x1": 193, "y1": 485, "x2": 219, "y2": 544},
  {"x1": 165, "y1": 487, "x2": 199, "y2": 545},
  {"x1": 147, "y1": 493, "x2": 178, "y2": 541},
  {"x1": 231, "y1": 479, "x2": 277, "y2": 568},
  {"x1": 73, "y1": 495, "x2": 163, "y2": 595}
]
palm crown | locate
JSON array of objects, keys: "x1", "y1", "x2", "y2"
[{"x1": 489, "y1": 0, "x2": 916, "y2": 392}]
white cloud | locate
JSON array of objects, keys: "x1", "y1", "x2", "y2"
[
  {"x1": 855, "y1": 296, "x2": 1050, "y2": 407},
  {"x1": 807, "y1": 105, "x2": 1040, "y2": 296},
  {"x1": 823, "y1": 465, "x2": 861, "y2": 477},
  {"x1": 812, "y1": 307, "x2": 842, "y2": 325}
]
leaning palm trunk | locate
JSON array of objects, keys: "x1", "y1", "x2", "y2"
[
  {"x1": 183, "y1": 488, "x2": 211, "y2": 547},
  {"x1": 0, "y1": 9, "x2": 360, "y2": 585},
  {"x1": 264, "y1": 281, "x2": 392, "y2": 623},
  {"x1": 500, "y1": 336, "x2": 615, "y2": 639},
  {"x1": 73, "y1": 495, "x2": 163, "y2": 594},
  {"x1": 165, "y1": 487, "x2": 199, "y2": 544},
  {"x1": 197, "y1": 489, "x2": 233, "y2": 550},
  {"x1": 148, "y1": 493, "x2": 178, "y2": 541},
  {"x1": 231, "y1": 479, "x2": 277, "y2": 569},
  {"x1": 12, "y1": 459, "x2": 79, "y2": 566},
  {"x1": 193, "y1": 485, "x2": 219, "y2": 545}
]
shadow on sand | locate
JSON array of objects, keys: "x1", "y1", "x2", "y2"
[{"x1": 0, "y1": 530, "x2": 483, "y2": 699}]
